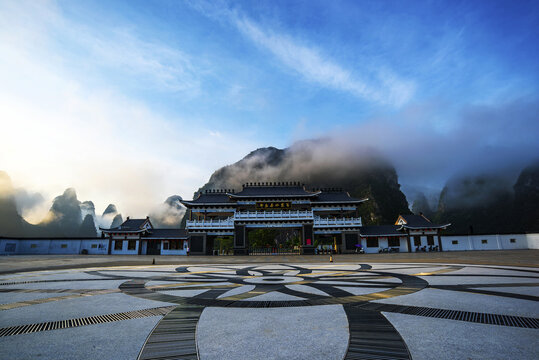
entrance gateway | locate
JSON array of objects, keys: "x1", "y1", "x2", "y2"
[{"x1": 181, "y1": 182, "x2": 366, "y2": 255}]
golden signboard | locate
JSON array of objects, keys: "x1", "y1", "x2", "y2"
[{"x1": 256, "y1": 202, "x2": 291, "y2": 210}]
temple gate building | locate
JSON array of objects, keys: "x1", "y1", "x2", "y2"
[
  {"x1": 181, "y1": 182, "x2": 366, "y2": 255},
  {"x1": 99, "y1": 184, "x2": 451, "y2": 256}
]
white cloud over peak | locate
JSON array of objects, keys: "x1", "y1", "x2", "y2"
[{"x1": 0, "y1": 0, "x2": 257, "y2": 218}]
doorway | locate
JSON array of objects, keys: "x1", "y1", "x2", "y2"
[{"x1": 147, "y1": 240, "x2": 161, "y2": 255}]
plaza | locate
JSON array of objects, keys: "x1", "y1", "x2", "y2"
[{"x1": 0, "y1": 252, "x2": 537, "y2": 359}]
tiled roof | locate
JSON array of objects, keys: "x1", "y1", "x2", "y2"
[
  {"x1": 230, "y1": 184, "x2": 318, "y2": 198},
  {"x1": 119, "y1": 219, "x2": 147, "y2": 230},
  {"x1": 146, "y1": 229, "x2": 189, "y2": 239},
  {"x1": 102, "y1": 218, "x2": 150, "y2": 232},
  {"x1": 360, "y1": 225, "x2": 403, "y2": 237},
  {"x1": 400, "y1": 215, "x2": 433, "y2": 227}
]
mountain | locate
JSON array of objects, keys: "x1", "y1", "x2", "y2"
[
  {"x1": 0, "y1": 171, "x2": 31, "y2": 236},
  {"x1": 39, "y1": 188, "x2": 83, "y2": 236},
  {"x1": 99, "y1": 203, "x2": 122, "y2": 229},
  {"x1": 434, "y1": 161, "x2": 539, "y2": 234},
  {"x1": 79, "y1": 214, "x2": 98, "y2": 237},
  {"x1": 0, "y1": 172, "x2": 101, "y2": 237},
  {"x1": 110, "y1": 214, "x2": 123, "y2": 228},
  {"x1": 513, "y1": 162, "x2": 539, "y2": 232},
  {"x1": 189, "y1": 141, "x2": 411, "y2": 225},
  {"x1": 411, "y1": 192, "x2": 434, "y2": 219}
]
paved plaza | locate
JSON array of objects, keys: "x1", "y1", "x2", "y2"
[{"x1": 0, "y1": 257, "x2": 538, "y2": 359}]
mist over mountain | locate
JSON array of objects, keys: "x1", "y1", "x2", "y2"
[
  {"x1": 190, "y1": 142, "x2": 538, "y2": 234},
  {"x1": 100, "y1": 204, "x2": 122, "y2": 229},
  {"x1": 0, "y1": 170, "x2": 185, "y2": 236},
  {"x1": 1, "y1": 150, "x2": 537, "y2": 237},
  {"x1": 0, "y1": 172, "x2": 118, "y2": 237},
  {"x1": 191, "y1": 140, "x2": 411, "y2": 225},
  {"x1": 432, "y1": 161, "x2": 539, "y2": 234},
  {"x1": 149, "y1": 195, "x2": 186, "y2": 228}
]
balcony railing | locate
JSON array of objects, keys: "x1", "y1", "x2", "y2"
[
  {"x1": 314, "y1": 216, "x2": 362, "y2": 227},
  {"x1": 234, "y1": 210, "x2": 314, "y2": 220},
  {"x1": 186, "y1": 213, "x2": 362, "y2": 229},
  {"x1": 186, "y1": 218, "x2": 234, "y2": 229}
]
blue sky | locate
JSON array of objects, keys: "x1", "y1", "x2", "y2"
[{"x1": 1, "y1": 0, "x2": 538, "y2": 218}]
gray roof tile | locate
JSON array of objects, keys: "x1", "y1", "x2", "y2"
[{"x1": 360, "y1": 225, "x2": 403, "y2": 237}]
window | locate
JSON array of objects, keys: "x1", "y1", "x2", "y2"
[
  {"x1": 510, "y1": 238, "x2": 516, "y2": 243},
  {"x1": 388, "y1": 237, "x2": 400, "y2": 247},
  {"x1": 170, "y1": 240, "x2": 179, "y2": 250},
  {"x1": 114, "y1": 240, "x2": 123, "y2": 250},
  {"x1": 61, "y1": 244, "x2": 67, "y2": 248},
  {"x1": 5, "y1": 243, "x2": 16, "y2": 252},
  {"x1": 91, "y1": 244, "x2": 98, "y2": 249},
  {"x1": 481, "y1": 239, "x2": 488, "y2": 244},
  {"x1": 128, "y1": 240, "x2": 136, "y2": 250},
  {"x1": 367, "y1": 238, "x2": 379, "y2": 248},
  {"x1": 427, "y1": 235, "x2": 434, "y2": 245},
  {"x1": 163, "y1": 241, "x2": 169, "y2": 250},
  {"x1": 30, "y1": 244, "x2": 37, "y2": 248},
  {"x1": 413, "y1": 236, "x2": 421, "y2": 246},
  {"x1": 452, "y1": 240, "x2": 458, "y2": 245}
]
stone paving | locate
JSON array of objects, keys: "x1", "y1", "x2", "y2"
[{"x1": 0, "y1": 261, "x2": 537, "y2": 359}]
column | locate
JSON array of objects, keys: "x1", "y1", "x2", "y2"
[
  {"x1": 233, "y1": 225, "x2": 247, "y2": 255},
  {"x1": 302, "y1": 224, "x2": 315, "y2": 254}
]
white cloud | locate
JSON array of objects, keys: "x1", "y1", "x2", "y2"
[
  {"x1": 0, "y1": 0, "x2": 257, "y2": 219},
  {"x1": 191, "y1": 1, "x2": 415, "y2": 107}
]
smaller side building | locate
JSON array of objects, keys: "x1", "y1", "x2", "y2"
[
  {"x1": 100, "y1": 217, "x2": 189, "y2": 255},
  {"x1": 359, "y1": 214, "x2": 450, "y2": 253}
]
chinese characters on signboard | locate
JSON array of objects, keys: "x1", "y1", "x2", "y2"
[{"x1": 256, "y1": 202, "x2": 291, "y2": 210}]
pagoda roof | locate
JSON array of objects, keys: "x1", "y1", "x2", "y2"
[
  {"x1": 228, "y1": 183, "x2": 319, "y2": 198},
  {"x1": 395, "y1": 214, "x2": 451, "y2": 229},
  {"x1": 360, "y1": 225, "x2": 403, "y2": 237},
  {"x1": 181, "y1": 183, "x2": 369, "y2": 205}
]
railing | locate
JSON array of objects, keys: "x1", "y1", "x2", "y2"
[
  {"x1": 186, "y1": 213, "x2": 362, "y2": 229},
  {"x1": 314, "y1": 216, "x2": 362, "y2": 227},
  {"x1": 234, "y1": 210, "x2": 314, "y2": 220},
  {"x1": 186, "y1": 218, "x2": 234, "y2": 229}
]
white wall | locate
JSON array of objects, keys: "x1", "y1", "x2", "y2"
[
  {"x1": 0, "y1": 238, "x2": 109, "y2": 255},
  {"x1": 2, "y1": 233, "x2": 538, "y2": 255},
  {"x1": 361, "y1": 236, "x2": 408, "y2": 253},
  {"x1": 110, "y1": 237, "x2": 140, "y2": 255},
  {"x1": 161, "y1": 240, "x2": 188, "y2": 255},
  {"x1": 526, "y1": 233, "x2": 539, "y2": 249},
  {"x1": 440, "y1": 234, "x2": 531, "y2": 251}
]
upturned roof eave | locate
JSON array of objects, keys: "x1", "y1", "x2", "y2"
[
  {"x1": 181, "y1": 201, "x2": 235, "y2": 206},
  {"x1": 399, "y1": 223, "x2": 452, "y2": 230},
  {"x1": 359, "y1": 233, "x2": 404, "y2": 237},
  {"x1": 312, "y1": 198, "x2": 369, "y2": 204}
]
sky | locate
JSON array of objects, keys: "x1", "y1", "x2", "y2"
[{"x1": 1, "y1": 0, "x2": 538, "y2": 221}]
